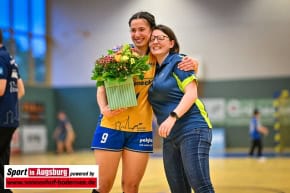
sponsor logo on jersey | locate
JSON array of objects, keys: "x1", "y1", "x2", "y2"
[{"x1": 134, "y1": 79, "x2": 153, "y2": 86}]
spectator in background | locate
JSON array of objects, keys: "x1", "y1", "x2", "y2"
[
  {"x1": 53, "y1": 111, "x2": 75, "y2": 153},
  {"x1": 0, "y1": 28, "x2": 25, "y2": 193},
  {"x1": 249, "y1": 108, "x2": 269, "y2": 158}
]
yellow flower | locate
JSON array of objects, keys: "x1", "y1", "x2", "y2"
[
  {"x1": 115, "y1": 54, "x2": 122, "y2": 62},
  {"x1": 121, "y1": 55, "x2": 129, "y2": 62}
]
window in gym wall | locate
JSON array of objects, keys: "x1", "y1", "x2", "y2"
[
  {"x1": 0, "y1": 0, "x2": 9, "y2": 28},
  {"x1": 0, "y1": 0, "x2": 47, "y2": 85}
]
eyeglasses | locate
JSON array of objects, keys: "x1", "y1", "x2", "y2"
[{"x1": 150, "y1": 35, "x2": 169, "y2": 42}]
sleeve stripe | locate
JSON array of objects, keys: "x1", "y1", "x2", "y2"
[
  {"x1": 172, "y1": 72, "x2": 212, "y2": 128},
  {"x1": 196, "y1": 99, "x2": 213, "y2": 128},
  {"x1": 172, "y1": 73, "x2": 197, "y2": 93}
]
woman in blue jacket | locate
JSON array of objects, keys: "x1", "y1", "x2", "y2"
[{"x1": 148, "y1": 24, "x2": 215, "y2": 193}]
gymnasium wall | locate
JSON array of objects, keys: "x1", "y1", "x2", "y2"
[
  {"x1": 49, "y1": 0, "x2": 290, "y2": 86},
  {"x1": 20, "y1": 87, "x2": 56, "y2": 151},
  {"x1": 202, "y1": 77, "x2": 290, "y2": 149},
  {"x1": 22, "y1": 76, "x2": 290, "y2": 151}
]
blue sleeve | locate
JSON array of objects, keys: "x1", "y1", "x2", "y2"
[
  {"x1": 172, "y1": 54, "x2": 197, "y2": 92},
  {"x1": 173, "y1": 65, "x2": 196, "y2": 82},
  {"x1": 172, "y1": 54, "x2": 196, "y2": 81}
]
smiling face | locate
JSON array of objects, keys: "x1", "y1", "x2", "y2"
[
  {"x1": 130, "y1": 18, "x2": 152, "y2": 55},
  {"x1": 149, "y1": 29, "x2": 174, "y2": 64}
]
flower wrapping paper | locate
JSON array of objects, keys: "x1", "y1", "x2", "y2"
[{"x1": 104, "y1": 76, "x2": 137, "y2": 110}]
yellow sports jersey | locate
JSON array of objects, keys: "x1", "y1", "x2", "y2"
[{"x1": 100, "y1": 64, "x2": 156, "y2": 132}]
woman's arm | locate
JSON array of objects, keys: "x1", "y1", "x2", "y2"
[
  {"x1": 97, "y1": 86, "x2": 108, "y2": 113},
  {"x1": 158, "y1": 81, "x2": 197, "y2": 138},
  {"x1": 0, "y1": 79, "x2": 6, "y2": 96},
  {"x1": 17, "y1": 78, "x2": 25, "y2": 99},
  {"x1": 178, "y1": 56, "x2": 199, "y2": 72},
  {"x1": 96, "y1": 86, "x2": 124, "y2": 117},
  {"x1": 172, "y1": 82, "x2": 197, "y2": 118}
]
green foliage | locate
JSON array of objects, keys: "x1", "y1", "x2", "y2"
[{"x1": 91, "y1": 44, "x2": 150, "y2": 87}]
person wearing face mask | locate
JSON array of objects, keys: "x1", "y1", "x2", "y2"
[
  {"x1": 148, "y1": 24, "x2": 215, "y2": 193},
  {"x1": 91, "y1": 12, "x2": 199, "y2": 193}
]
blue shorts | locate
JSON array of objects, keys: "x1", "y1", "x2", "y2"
[{"x1": 91, "y1": 125, "x2": 153, "y2": 153}]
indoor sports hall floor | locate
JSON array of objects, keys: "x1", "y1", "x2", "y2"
[{"x1": 10, "y1": 150, "x2": 290, "y2": 193}]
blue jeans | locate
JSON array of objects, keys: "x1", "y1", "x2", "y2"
[{"x1": 163, "y1": 128, "x2": 215, "y2": 193}]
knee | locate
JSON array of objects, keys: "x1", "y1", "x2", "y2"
[
  {"x1": 97, "y1": 186, "x2": 110, "y2": 193},
  {"x1": 97, "y1": 181, "x2": 114, "y2": 193},
  {"x1": 121, "y1": 179, "x2": 139, "y2": 193}
]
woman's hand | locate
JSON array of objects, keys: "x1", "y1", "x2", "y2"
[
  {"x1": 101, "y1": 105, "x2": 126, "y2": 117},
  {"x1": 178, "y1": 56, "x2": 199, "y2": 72},
  {"x1": 158, "y1": 116, "x2": 176, "y2": 138}
]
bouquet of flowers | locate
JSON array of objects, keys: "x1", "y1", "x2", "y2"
[
  {"x1": 91, "y1": 44, "x2": 150, "y2": 110},
  {"x1": 91, "y1": 44, "x2": 150, "y2": 86}
]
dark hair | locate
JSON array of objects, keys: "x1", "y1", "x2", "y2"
[
  {"x1": 128, "y1": 11, "x2": 156, "y2": 29},
  {"x1": 0, "y1": 29, "x2": 3, "y2": 44},
  {"x1": 153, "y1": 24, "x2": 180, "y2": 53},
  {"x1": 253, "y1": 108, "x2": 259, "y2": 115}
]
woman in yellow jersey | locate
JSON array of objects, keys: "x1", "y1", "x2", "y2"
[{"x1": 91, "y1": 12, "x2": 198, "y2": 193}]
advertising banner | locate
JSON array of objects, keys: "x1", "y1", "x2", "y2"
[
  {"x1": 4, "y1": 165, "x2": 99, "y2": 189},
  {"x1": 203, "y1": 98, "x2": 274, "y2": 127}
]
